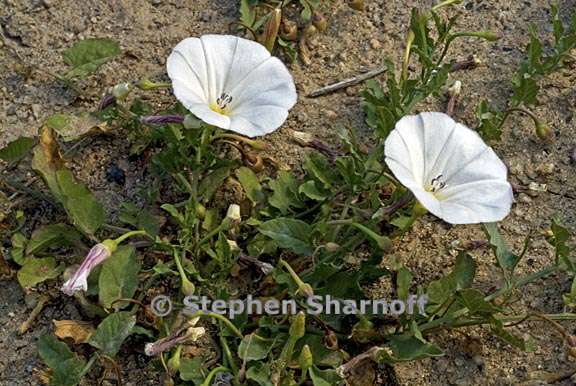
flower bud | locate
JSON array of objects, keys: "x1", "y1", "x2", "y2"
[
  {"x1": 324, "y1": 242, "x2": 340, "y2": 252},
  {"x1": 447, "y1": 80, "x2": 462, "y2": 98},
  {"x1": 348, "y1": 0, "x2": 364, "y2": 11},
  {"x1": 61, "y1": 241, "x2": 116, "y2": 296},
  {"x1": 304, "y1": 24, "x2": 317, "y2": 38},
  {"x1": 324, "y1": 330, "x2": 338, "y2": 350},
  {"x1": 352, "y1": 317, "x2": 376, "y2": 343},
  {"x1": 226, "y1": 204, "x2": 241, "y2": 225},
  {"x1": 535, "y1": 121, "x2": 555, "y2": 143},
  {"x1": 298, "y1": 344, "x2": 313, "y2": 371},
  {"x1": 137, "y1": 79, "x2": 170, "y2": 90},
  {"x1": 289, "y1": 311, "x2": 306, "y2": 339},
  {"x1": 167, "y1": 346, "x2": 181, "y2": 373},
  {"x1": 297, "y1": 283, "x2": 315, "y2": 298},
  {"x1": 195, "y1": 203, "x2": 206, "y2": 219},
  {"x1": 181, "y1": 278, "x2": 195, "y2": 296},
  {"x1": 183, "y1": 114, "x2": 202, "y2": 129},
  {"x1": 281, "y1": 20, "x2": 298, "y2": 41},
  {"x1": 112, "y1": 82, "x2": 133, "y2": 101},
  {"x1": 312, "y1": 12, "x2": 328, "y2": 32},
  {"x1": 262, "y1": 7, "x2": 281, "y2": 52}
]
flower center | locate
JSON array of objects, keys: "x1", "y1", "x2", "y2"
[
  {"x1": 210, "y1": 93, "x2": 233, "y2": 114},
  {"x1": 426, "y1": 174, "x2": 447, "y2": 193}
]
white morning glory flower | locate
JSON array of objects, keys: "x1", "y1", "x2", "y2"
[
  {"x1": 167, "y1": 34, "x2": 297, "y2": 138},
  {"x1": 384, "y1": 112, "x2": 513, "y2": 224}
]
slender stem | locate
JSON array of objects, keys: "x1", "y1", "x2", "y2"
[
  {"x1": 190, "y1": 311, "x2": 243, "y2": 339},
  {"x1": 113, "y1": 230, "x2": 147, "y2": 245},
  {"x1": 79, "y1": 355, "x2": 98, "y2": 378},
  {"x1": 201, "y1": 366, "x2": 229, "y2": 386}
]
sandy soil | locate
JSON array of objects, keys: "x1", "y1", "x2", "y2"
[{"x1": 1, "y1": 0, "x2": 575, "y2": 385}]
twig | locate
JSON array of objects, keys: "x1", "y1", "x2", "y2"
[
  {"x1": 19, "y1": 295, "x2": 50, "y2": 334},
  {"x1": 307, "y1": 66, "x2": 387, "y2": 97}
]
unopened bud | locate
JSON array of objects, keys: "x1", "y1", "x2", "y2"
[
  {"x1": 448, "y1": 80, "x2": 462, "y2": 98},
  {"x1": 226, "y1": 204, "x2": 242, "y2": 225},
  {"x1": 304, "y1": 24, "x2": 317, "y2": 38},
  {"x1": 324, "y1": 330, "x2": 338, "y2": 350},
  {"x1": 181, "y1": 278, "x2": 195, "y2": 296},
  {"x1": 195, "y1": 203, "x2": 206, "y2": 219},
  {"x1": 167, "y1": 346, "x2": 181, "y2": 373},
  {"x1": 324, "y1": 242, "x2": 340, "y2": 252},
  {"x1": 297, "y1": 283, "x2": 314, "y2": 298},
  {"x1": 535, "y1": 121, "x2": 555, "y2": 143},
  {"x1": 227, "y1": 239, "x2": 241, "y2": 252},
  {"x1": 312, "y1": 12, "x2": 328, "y2": 32},
  {"x1": 137, "y1": 79, "x2": 170, "y2": 90},
  {"x1": 298, "y1": 345, "x2": 313, "y2": 371},
  {"x1": 348, "y1": 0, "x2": 364, "y2": 11},
  {"x1": 183, "y1": 114, "x2": 202, "y2": 129},
  {"x1": 352, "y1": 317, "x2": 376, "y2": 343},
  {"x1": 290, "y1": 130, "x2": 314, "y2": 146},
  {"x1": 281, "y1": 20, "x2": 298, "y2": 41},
  {"x1": 112, "y1": 82, "x2": 133, "y2": 101},
  {"x1": 261, "y1": 8, "x2": 281, "y2": 52},
  {"x1": 289, "y1": 311, "x2": 306, "y2": 339}
]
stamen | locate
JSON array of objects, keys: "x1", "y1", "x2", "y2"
[
  {"x1": 216, "y1": 93, "x2": 233, "y2": 109},
  {"x1": 429, "y1": 174, "x2": 446, "y2": 193}
]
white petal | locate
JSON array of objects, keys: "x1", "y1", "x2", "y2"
[
  {"x1": 61, "y1": 271, "x2": 89, "y2": 296},
  {"x1": 167, "y1": 37, "x2": 210, "y2": 104},
  {"x1": 186, "y1": 103, "x2": 230, "y2": 130},
  {"x1": 437, "y1": 180, "x2": 513, "y2": 224},
  {"x1": 228, "y1": 56, "x2": 297, "y2": 112},
  {"x1": 229, "y1": 105, "x2": 289, "y2": 137}
]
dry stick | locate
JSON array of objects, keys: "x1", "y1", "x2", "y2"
[
  {"x1": 19, "y1": 295, "x2": 50, "y2": 334},
  {"x1": 307, "y1": 66, "x2": 387, "y2": 98}
]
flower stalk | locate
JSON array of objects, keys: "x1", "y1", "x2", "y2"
[{"x1": 278, "y1": 259, "x2": 314, "y2": 298}]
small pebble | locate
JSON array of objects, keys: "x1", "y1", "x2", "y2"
[
  {"x1": 324, "y1": 109, "x2": 338, "y2": 120},
  {"x1": 518, "y1": 193, "x2": 532, "y2": 203},
  {"x1": 370, "y1": 38, "x2": 381, "y2": 49},
  {"x1": 535, "y1": 162, "x2": 554, "y2": 176}
]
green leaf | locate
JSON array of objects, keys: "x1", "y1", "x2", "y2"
[
  {"x1": 259, "y1": 218, "x2": 314, "y2": 255},
  {"x1": 389, "y1": 335, "x2": 444, "y2": 361},
  {"x1": 63, "y1": 38, "x2": 121, "y2": 79},
  {"x1": 26, "y1": 224, "x2": 82, "y2": 255},
  {"x1": 0, "y1": 137, "x2": 35, "y2": 165},
  {"x1": 456, "y1": 288, "x2": 500, "y2": 316},
  {"x1": 17, "y1": 257, "x2": 62, "y2": 288},
  {"x1": 427, "y1": 253, "x2": 476, "y2": 305},
  {"x1": 180, "y1": 357, "x2": 206, "y2": 384},
  {"x1": 38, "y1": 334, "x2": 85, "y2": 386},
  {"x1": 396, "y1": 267, "x2": 413, "y2": 301},
  {"x1": 10, "y1": 232, "x2": 28, "y2": 265},
  {"x1": 298, "y1": 180, "x2": 327, "y2": 201},
  {"x1": 238, "y1": 334, "x2": 273, "y2": 361},
  {"x1": 32, "y1": 144, "x2": 104, "y2": 235},
  {"x1": 269, "y1": 171, "x2": 304, "y2": 214},
  {"x1": 98, "y1": 246, "x2": 140, "y2": 310},
  {"x1": 303, "y1": 153, "x2": 338, "y2": 188},
  {"x1": 483, "y1": 222, "x2": 520, "y2": 272},
  {"x1": 490, "y1": 318, "x2": 527, "y2": 350},
  {"x1": 45, "y1": 113, "x2": 103, "y2": 142},
  {"x1": 198, "y1": 166, "x2": 232, "y2": 203},
  {"x1": 547, "y1": 217, "x2": 573, "y2": 272},
  {"x1": 309, "y1": 367, "x2": 342, "y2": 386},
  {"x1": 476, "y1": 100, "x2": 501, "y2": 141},
  {"x1": 56, "y1": 170, "x2": 104, "y2": 235},
  {"x1": 236, "y1": 167, "x2": 265, "y2": 204},
  {"x1": 246, "y1": 362, "x2": 273, "y2": 386},
  {"x1": 88, "y1": 311, "x2": 136, "y2": 357}
]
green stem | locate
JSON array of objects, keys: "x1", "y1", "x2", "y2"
[
  {"x1": 201, "y1": 366, "x2": 229, "y2": 386},
  {"x1": 79, "y1": 354, "x2": 98, "y2": 378},
  {"x1": 113, "y1": 230, "x2": 147, "y2": 245},
  {"x1": 197, "y1": 219, "x2": 231, "y2": 245},
  {"x1": 190, "y1": 311, "x2": 244, "y2": 339}
]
